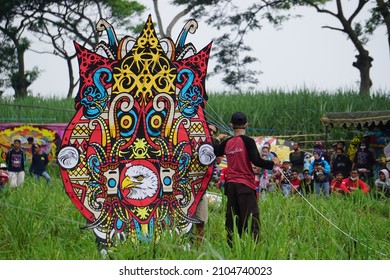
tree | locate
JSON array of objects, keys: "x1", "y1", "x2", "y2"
[
  {"x1": 295, "y1": 0, "x2": 375, "y2": 96},
  {"x1": 152, "y1": 0, "x2": 290, "y2": 92},
  {"x1": 154, "y1": 0, "x2": 386, "y2": 95},
  {"x1": 0, "y1": 1, "x2": 47, "y2": 98},
  {"x1": 366, "y1": 0, "x2": 390, "y2": 57},
  {"x1": 24, "y1": 0, "x2": 145, "y2": 98}
]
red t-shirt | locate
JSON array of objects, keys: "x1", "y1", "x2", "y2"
[
  {"x1": 342, "y1": 178, "x2": 370, "y2": 193},
  {"x1": 216, "y1": 135, "x2": 274, "y2": 190},
  {"x1": 330, "y1": 179, "x2": 349, "y2": 193}
]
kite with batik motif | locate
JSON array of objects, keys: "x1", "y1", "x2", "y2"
[{"x1": 57, "y1": 16, "x2": 214, "y2": 246}]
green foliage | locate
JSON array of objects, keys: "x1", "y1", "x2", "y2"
[
  {"x1": 204, "y1": 89, "x2": 390, "y2": 144},
  {"x1": 1, "y1": 90, "x2": 389, "y2": 141},
  {"x1": 0, "y1": 170, "x2": 388, "y2": 259}
]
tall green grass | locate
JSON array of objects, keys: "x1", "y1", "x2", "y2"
[
  {"x1": 0, "y1": 166, "x2": 388, "y2": 260},
  {"x1": 1, "y1": 90, "x2": 389, "y2": 138}
]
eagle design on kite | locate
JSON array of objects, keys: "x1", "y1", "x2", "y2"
[{"x1": 57, "y1": 16, "x2": 214, "y2": 246}]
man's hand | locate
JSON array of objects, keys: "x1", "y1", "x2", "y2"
[{"x1": 216, "y1": 134, "x2": 228, "y2": 142}]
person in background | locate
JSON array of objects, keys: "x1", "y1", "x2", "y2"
[
  {"x1": 289, "y1": 141, "x2": 306, "y2": 179},
  {"x1": 330, "y1": 171, "x2": 349, "y2": 195},
  {"x1": 0, "y1": 163, "x2": 9, "y2": 190},
  {"x1": 259, "y1": 144, "x2": 277, "y2": 194},
  {"x1": 253, "y1": 166, "x2": 261, "y2": 199},
  {"x1": 262, "y1": 141, "x2": 277, "y2": 158},
  {"x1": 336, "y1": 141, "x2": 346, "y2": 151},
  {"x1": 332, "y1": 147, "x2": 352, "y2": 178},
  {"x1": 342, "y1": 168, "x2": 370, "y2": 194},
  {"x1": 300, "y1": 168, "x2": 314, "y2": 195},
  {"x1": 216, "y1": 166, "x2": 229, "y2": 193},
  {"x1": 289, "y1": 169, "x2": 301, "y2": 195},
  {"x1": 309, "y1": 149, "x2": 331, "y2": 197},
  {"x1": 313, "y1": 141, "x2": 329, "y2": 161},
  {"x1": 215, "y1": 112, "x2": 280, "y2": 245},
  {"x1": 374, "y1": 169, "x2": 390, "y2": 198},
  {"x1": 31, "y1": 144, "x2": 51, "y2": 184},
  {"x1": 276, "y1": 159, "x2": 292, "y2": 197},
  {"x1": 6, "y1": 139, "x2": 26, "y2": 187},
  {"x1": 352, "y1": 140, "x2": 376, "y2": 183}
]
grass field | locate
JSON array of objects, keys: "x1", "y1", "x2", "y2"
[{"x1": 0, "y1": 166, "x2": 388, "y2": 260}]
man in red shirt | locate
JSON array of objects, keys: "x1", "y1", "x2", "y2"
[
  {"x1": 330, "y1": 171, "x2": 349, "y2": 194},
  {"x1": 342, "y1": 168, "x2": 370, "y2": 194},
  {"x1": 215, "y1": 112, "x2": 280, "y2": 245}
]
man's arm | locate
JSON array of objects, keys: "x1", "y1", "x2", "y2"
[{"x1": 240, "y1": 136, "x2": 276, "y2": 170}]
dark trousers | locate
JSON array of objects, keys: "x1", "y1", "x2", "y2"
[{"x1": 225, "y1": 182, "x2": 260, "y2": 245}]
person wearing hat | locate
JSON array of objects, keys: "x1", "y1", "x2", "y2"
[
  {"x1": 31, "y1": 144, "x2": 51, "y2": 184},
  {"x1": 215, "y1": 112, "x2": 280, "y2": 245},
  {"x1": 0, "y1": 163, "x2": 9, "y2": 190},
  {"x1": 6, "y1": 138, "x2": 26, "y2": 187},
  {"x1": 308, "y1": 149, "x2": 331, "y2": 197}
]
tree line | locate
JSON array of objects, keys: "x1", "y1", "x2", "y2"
[{"x1": 0, "y1": 0, "x2": 388, "y2": 99}]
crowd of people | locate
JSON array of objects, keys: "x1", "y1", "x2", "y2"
[
  {"x1": 208, "y1": 111, "x2": 390, "y2": 245},
  {"x1": 215, "y1": 137, "x2": 390, "y2": 199}
]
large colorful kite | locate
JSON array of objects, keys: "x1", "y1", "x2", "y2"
[{"x1": 57, "y1": 16, "x2": 214, "y2": 246}]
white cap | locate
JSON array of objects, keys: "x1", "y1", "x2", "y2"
[{"x1": 0, "y1": 163, "x2": 7, "y2": 169}]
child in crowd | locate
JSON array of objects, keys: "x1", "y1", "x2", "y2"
[
  {"x1": 276, "y1": 159, "x2": 292, "y2": 196},
  {"x1": 216, "y1": 167, "x2": 229, "y2": 194},
  {"x1": 290, "y1": 169, "x2": 301, "y2": 195}
]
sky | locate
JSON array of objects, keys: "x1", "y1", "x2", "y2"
[{"x1": 8, "y1": 1, "x2": 389, "y2": 98}]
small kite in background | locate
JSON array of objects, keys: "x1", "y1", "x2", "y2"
[{"x1": 57, "y1": 15, "x2": 214, "y2": 247}]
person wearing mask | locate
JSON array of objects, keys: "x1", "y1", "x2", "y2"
[
  {"x1": 342, "y1": 168, "x2": 370, "y2": 194},
  {"x1": 215, "y1": 112, "x2": 280, "y2": 245},
  {"x1": 352, "y1": 140, "x2": 376, "y2": 183}
]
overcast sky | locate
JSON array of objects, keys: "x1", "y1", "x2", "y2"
[{"x1": 12, "y1": 1, "x2": 389, "y2": 98}]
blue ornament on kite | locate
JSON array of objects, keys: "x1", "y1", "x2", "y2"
[{"x1": 57, "y1": 16, "x2": 214, "y2": 246}]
